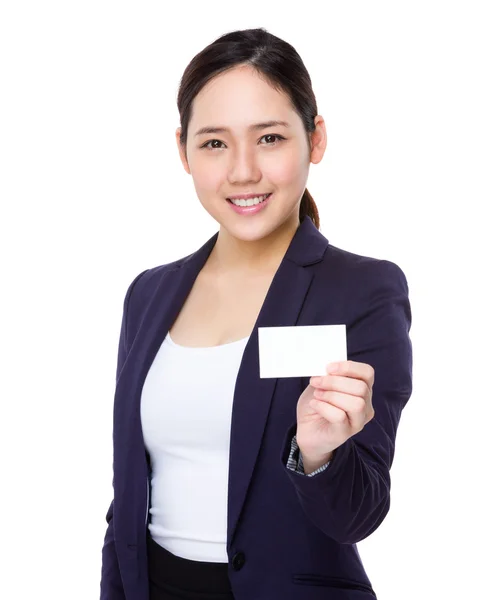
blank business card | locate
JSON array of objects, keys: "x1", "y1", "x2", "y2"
[{"x1": 258, "y1": 324, "x2": 347, "y2": 378}]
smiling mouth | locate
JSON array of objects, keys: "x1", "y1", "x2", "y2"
[{"x1": 226, "y1": 193, "x2": 272, "y2": 206}]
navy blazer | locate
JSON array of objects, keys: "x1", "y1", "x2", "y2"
[{"x1": 100, "y1": 215, "x2": 413, "y2": 600}]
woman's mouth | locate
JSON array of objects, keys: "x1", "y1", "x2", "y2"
[{"x1": 226, "y1": 193, "x2": 273, "y2": 215}]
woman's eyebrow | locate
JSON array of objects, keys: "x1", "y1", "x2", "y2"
[{"x1": 194, "y1": 120, "x2": 290, "y2": 137}]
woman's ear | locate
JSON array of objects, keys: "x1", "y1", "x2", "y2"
[
  {"x1": 309, "y1": 115, "x2": 327, "y2": 165},
  {"x1": 175, "y1": 127, "x2": 191, "y2": 174}
]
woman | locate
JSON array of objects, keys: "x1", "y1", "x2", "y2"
[{"x1": 100, "y1": 28, "x2": 413, "y2": 600}]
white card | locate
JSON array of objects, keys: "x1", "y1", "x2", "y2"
[{"x1": 258, "y1": 325, "x2": 347, "y2": 378}]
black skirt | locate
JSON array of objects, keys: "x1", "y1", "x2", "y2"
[{"x1": 146, "y1": 528, "x2": 235, "y2": 600}]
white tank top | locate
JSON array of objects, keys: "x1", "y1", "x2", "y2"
[{"x1": 140, "y1": 330, "x2": 250, "y2": 562}]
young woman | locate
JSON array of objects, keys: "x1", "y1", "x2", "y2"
[{"x1": 100, "y1": 28, "x2": 413, "y2": 600}]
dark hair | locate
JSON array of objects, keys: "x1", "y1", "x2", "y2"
[{"x1": 176, "y1": 27, "x2": 321, "y2": 229}]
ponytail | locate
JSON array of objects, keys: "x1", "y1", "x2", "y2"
[{"x1": 299, "y1": 188, "x2": 320, "y2": 229}]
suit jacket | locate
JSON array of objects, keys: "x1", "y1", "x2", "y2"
[{"x1": 100, "y1": 215, "x2": 413, "y2": 600}]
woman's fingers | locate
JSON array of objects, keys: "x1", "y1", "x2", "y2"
[
  {"x1": 312, "y1": 389, "x2": 370, "y2": 430},
  {"x1": 309, "y1": 397, "x2": 349, "y2": 425},
  {"x1": 310, "y1": 373, "x2": 370, "y2": 398},
  {"x1": 310, "y1": 360, "x2": 375, "y2": 390}
]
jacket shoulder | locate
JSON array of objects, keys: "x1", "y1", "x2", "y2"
[
  {"x1": 124, "y1": 253, "x2": 191, "y2": 306},
  {"x1": 324, "y1": 243, "x2": 409, "y2": 295}
]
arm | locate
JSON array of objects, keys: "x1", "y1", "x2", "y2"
[
  {"x1": 281, "y1": 260, "x2": 413, "y2": 544},
  {"x1": 100, "y1": 269, "x2": 148, "y2": 599}
]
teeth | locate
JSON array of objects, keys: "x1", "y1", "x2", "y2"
[{"x1": 230, "y1": 194, "x2": 270, "y2": 207}]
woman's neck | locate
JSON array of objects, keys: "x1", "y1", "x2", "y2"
[{"x1": 207, "y1": 215, "x2": 300, "y2": 276}]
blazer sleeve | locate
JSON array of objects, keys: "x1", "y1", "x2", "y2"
[
  {"x1": 100, "y1": 269, "x2": 148, "y2": 600},
  {"x1": 280, "y1": 259, "x2": 413, "y2": 545}
]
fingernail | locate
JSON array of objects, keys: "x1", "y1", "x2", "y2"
[
  {"x1": 310, "y1": 377, "x2": 321, "y2": 386},
  {"x1": 327, "y1": 362, "x2": 339, "y2": 373}
]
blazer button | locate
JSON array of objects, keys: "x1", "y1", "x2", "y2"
[{"x1": 231, "y1": 551, "x2": 246, "y2": 571}]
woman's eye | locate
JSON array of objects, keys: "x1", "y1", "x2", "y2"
[
  {"x1": 201, "y1": 134, "x2": 285, "y2": 150},
  {"x1": 203, "y1": 139, "x2": 225, "y2": 149},
  {"x1": 259, "y1": 134, "x2": 285, "y2": 145}
]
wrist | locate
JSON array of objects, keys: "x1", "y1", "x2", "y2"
[{"x1": 301, "y1": 450, "x2": 334, "y2": 475}]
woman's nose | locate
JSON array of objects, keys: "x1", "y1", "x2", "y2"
[{"x1": 227, "y1": 146, "x2": 261, "y2": 183}]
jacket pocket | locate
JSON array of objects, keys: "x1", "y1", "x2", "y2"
[{"x1": 292, "y1": 574, "x2": 376, "y2": 596}]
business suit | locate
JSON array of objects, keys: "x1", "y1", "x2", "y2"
[{"x1": 100, "y1": 215, "x2": 413, "y2": 600}]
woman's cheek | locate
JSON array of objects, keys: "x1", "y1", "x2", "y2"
[
  {"x1": 267, "y1": 147, "x2": 307, "y2": 184},
  {"x1": 192, "y1": 163, "x2": 223, "y2": 194}
]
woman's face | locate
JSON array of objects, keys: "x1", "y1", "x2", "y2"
[{"x1": 176, "y1": 65, "x2": 326, "y2": 242}]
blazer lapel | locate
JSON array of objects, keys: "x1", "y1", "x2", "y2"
[
  {"x1": 226, "y1": 257, "x2": 314, "y2": 548},
  {"x1": 114, "y1": 216, "x2": 329, "y2": 552}
]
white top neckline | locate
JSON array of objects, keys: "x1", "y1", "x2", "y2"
[{"x1": 165, "y1": 330, "x2": 250, "y2": 350}]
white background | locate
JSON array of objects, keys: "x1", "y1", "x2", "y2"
[{"x1": 1, "y1": 1, "x2": 488, "y2": 598}]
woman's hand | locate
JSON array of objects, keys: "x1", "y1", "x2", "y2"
[{"x1": 296, "y1": 360, "x2": 375, "y2": 470}]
